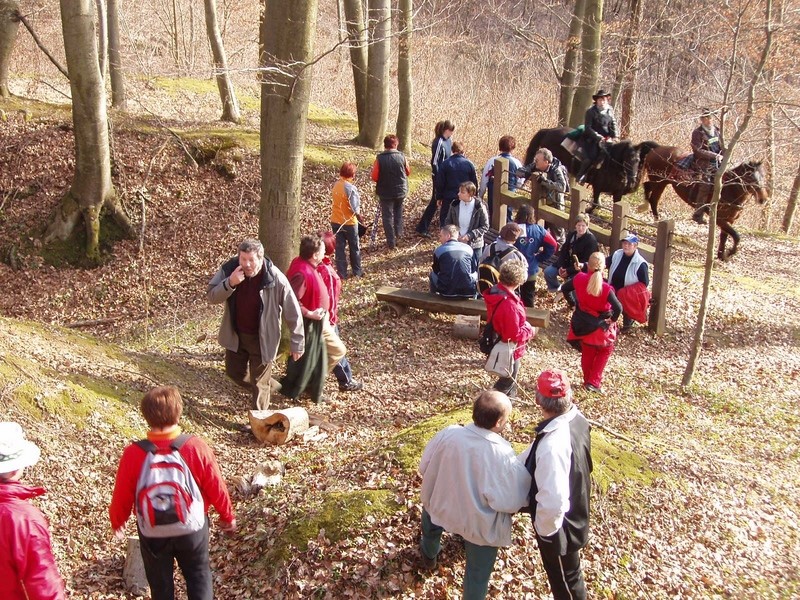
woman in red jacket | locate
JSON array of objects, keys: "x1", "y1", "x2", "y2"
[
  {"x1": 561, "y1": 251, "x2": 622, "y2": 392},
  {"x1": 482, "y1": 261, "x2": 536, "y2": 397},
  {"x1": 0, "y1": 422, "x2": 65, "y2": 600}
]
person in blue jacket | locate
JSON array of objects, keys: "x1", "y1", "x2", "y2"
[
  {"x1": 434, "y1": 141, "x2": 478, "y2": 229},
  {"x1": 429, "y1": 225, "x2": 477, "y2": 299},
  {"x1": 514, "y1": 204, "x2": 558, "y2": 307},
  {"x1": 416, "y1": 120, "x2": 455, "y2": 237}
]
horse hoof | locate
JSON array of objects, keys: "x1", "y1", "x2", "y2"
[{"x1": 692, "y1": 214, "x2": 708, "y2": 225}]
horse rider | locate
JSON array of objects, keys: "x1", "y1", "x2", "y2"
[
  {"x1": 689, "y1": 107, "x2": 724, "y2": 224},
  {"x1": 576, "y1": 89, "x2": 617, "y2": 185}
]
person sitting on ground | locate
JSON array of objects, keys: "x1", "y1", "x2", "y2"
[
  {"x1": 543, "y1": 213, "x2": 598, "y2": 294},
  {"x1": 317, "y1": 231, "x2": 363, "y2": 392},
  {"x1": 109, "y1": 387, "x2": 236, "y2": 600},
  {"x1": 478, "y1": 135, "x2": 523, "y2": 222},
  {"x1": 561, "y1": 251, "x2": 622, "y2": 393},
  {"x1": 371, "y1": 134, "x2": 411, "y2": 249},
  {"x1": 433, "y1": 141, "x2": 478, "y2": 229},
  {"x1": 514, "y1": 204, "x2": 558, "y2": 307},
  {"x1": 0, "y1": 422, "x2": 66, "y2": 600},
  {"x1": 689, "y1": 107, "x2": 725, "y2": 224},
  {"x1": 430, "y1": 225, "x2": 477, "y2": 299},
  {"x1": 445, "y1": 181, "x2": 489, "y2": 269},
  {"x1": 606, "y1": 233, "x2": 650, "y2": 333},
  {"x1": 282, "y1": 234, "x2": 349, "y2": 402},
  {"x1": 418, "y1": 390, "x2": 531, "y2": 600},
  {"x1": 482, "y1": 261, "x2": 536, "y2": 398},
  {"x1": 576, "y1": 89, "x2": 617, "y2": 185},
  {"x1": 521, "y1": 148, "x2": 569, "y2": 243},
  {"x1": 519, "y1": 369, "x2": 592, "y2": 600},
  {"x1": 416, "y1": 120, "x2": 455, "y2": 238},
  {"x1": 330, "y1": 161, "x2": 364, "y2": 278}
]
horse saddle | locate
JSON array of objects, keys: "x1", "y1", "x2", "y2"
[{"x1": 670, "y1": 154, "x2": 699, "y2": 182}]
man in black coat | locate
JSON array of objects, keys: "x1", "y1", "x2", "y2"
[{"x1": 577, "y1": 89, "x2": 617, "y2": 184}]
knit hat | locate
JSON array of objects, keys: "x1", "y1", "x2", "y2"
[
  {"x1": 0, "y1": 422, "x2": 41, "y2": 474},
  {"x1": 537, "y1": 369, "x2": 571, "y2": 398}
]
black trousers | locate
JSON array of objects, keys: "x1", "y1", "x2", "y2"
[
  {"x1": 139, "y1": 520, "x2": 212, "y2": 600},
  {"x1": 537, "y1": 537, "x2": 586, "y2": 600}
]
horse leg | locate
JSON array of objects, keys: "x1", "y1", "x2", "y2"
[
  {"x1": 643, "y1": 180, "x2": 667, "y2": 220},
  {"x1": 717, "y1": 222, "x2": 740, "y2": 261},
  {"x1": 585, "y1": 189, "x2": 601, "y2": 214}
]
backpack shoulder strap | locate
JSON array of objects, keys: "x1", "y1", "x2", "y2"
[
  {"x1": 498, "y1": 246, "x2": 516, "y2": 259},
  {"x1": 134, "y1": 439, "x2": 158, "y2": 454},
  {"x1": 170, "y1": 434, "x2": 193, "y2": 452}
]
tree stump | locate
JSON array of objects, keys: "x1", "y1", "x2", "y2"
[
  {"x1": 249, "y1": 407, "x2": 309, "y2": 445},
  {"x1": 123, "y1": 536, "x2": 149, "y2": 596}
]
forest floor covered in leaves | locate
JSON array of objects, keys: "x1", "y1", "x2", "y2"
[{"x1": 1, "y1": 94, "x2": 799, "y2": 599}]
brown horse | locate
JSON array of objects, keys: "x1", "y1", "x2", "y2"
[{"x1": 641, "y1": 145, "x2": 768, "y2": 260}]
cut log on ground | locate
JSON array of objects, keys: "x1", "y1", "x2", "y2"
[
  {"x1": 123, "y1": 536, "x2": 149, "y2": 596},
  {"x1": 249, "y1": 407, "x2": 309, "y2": 445},
  {"x1": 376, "y1": 286, "x2": 549, "y2": 328}
]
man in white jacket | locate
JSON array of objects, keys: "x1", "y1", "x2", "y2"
[
  {"x1": 519, "y1": 369, "x2": 593, "y2": 600},
  {"x1": 419, "y1": 390, "x2": 531, "y2": 600}
]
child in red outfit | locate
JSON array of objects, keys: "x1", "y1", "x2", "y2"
[{"x1": 109, "y1": 387, "x2": 235, "y2": 600}]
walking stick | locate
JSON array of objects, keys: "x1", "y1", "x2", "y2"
[{"x1": 370, "y1": 196, "x2": 380, "y2": 247}]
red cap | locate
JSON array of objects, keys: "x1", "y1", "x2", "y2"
[{"x1": 537, "y1": 369, "x2": 570, "y2": 398}]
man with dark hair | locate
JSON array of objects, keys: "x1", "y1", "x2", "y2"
[
  {"x1": 418, "y1": 390, "x2": 531, "y2": 600},
  {"x1": 430, "y1": 225, "x2": 477, "y2": 299},
  {"x1": 208, "y1": 239, "x2": 304, "y2": 413},
  {"x1": 520, "y1": 370, "x2": 592, "y2": 600},
  {"x1": 282, "y1": 234, "x2": 350, "y2": 402},
  {"x1": 434, "y1": 141, "x2": 478, "y2": 228},
  {"x1": 371, "y1": 134, "x2": 411, "y2": 249},
  {"x1": 110, "y1": 386, "x2": 236, "y2": 600}
]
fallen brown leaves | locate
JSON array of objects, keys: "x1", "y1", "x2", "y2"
[{"x1": 1, "y1": 108, "x2": 799, "y2": 599}]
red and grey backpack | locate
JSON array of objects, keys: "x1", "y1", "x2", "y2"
[{"x1": 134, "y1": 434, "x2": 205, "y2": 538}]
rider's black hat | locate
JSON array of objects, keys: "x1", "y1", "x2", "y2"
[{"x1": 592, "y1": 89, "x2": 612, "y2": 100}]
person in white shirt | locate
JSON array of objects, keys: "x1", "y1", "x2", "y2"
[
  {"x1": 519, "y1": 369, "x2": 592, "y2": 600},
  {"x1": 419, "y1": 390, "x2": 531, "y2": 600},
  {"x1": 444, "y1": 182, "x2": 489, "y2": 270}
]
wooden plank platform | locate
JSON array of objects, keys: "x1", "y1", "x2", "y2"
[{"x1": 375, "y1": 286, "x2": 549, "y2": 328}]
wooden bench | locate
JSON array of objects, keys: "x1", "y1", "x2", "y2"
[{"x1": 375, "y1": 286, "x2": 549, "y2": 328}]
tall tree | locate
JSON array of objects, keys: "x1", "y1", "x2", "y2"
[
  {"x1": 0, "y1": 0, "x2": 19, "y2": 98},
  {"x1": 558, "y1": 0, "x2": 586, "y2": 125},
  {"x1": 612, "y1": 0, "x2": 644, "y2": 137},
  {"x1": 107, "y1": 0, "x2": 126, "y2": 109},
  {"x1": 782, "y1": 160, "x2": 799, "y2": 234},
  {"x1": 395, "y1": 0, "x2": 412, "y2": 153},
  {"x1": 259, "y1": 0, "x2": 318, "y2": 270},
  {"x1": 342, "y1": 0, "x2": 367, "y2": 130},
  {"x1": 48, "y1": 0, "x2": 133, "y2": 262},
  {"x1": 569, "y1": 0, "x2": 604, "y2": 128},
  {"x1": 357, "y1": 0, "x2": 390, "y2": 148},
  {"x1": 203, "y1": 0, "x2": 240, "y2": 123},
  {"x1": 682, "y1": 0, "x2": 774, "y2": 387}
]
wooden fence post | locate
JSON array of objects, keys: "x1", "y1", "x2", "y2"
[
  {"x1": 610, "y1": 202, "x2": 629, "y2": 252},
  {"x1": 648, "y1": 218, "x2": 674, "y2": 335},
  {"x1": 492, "y1": 157, "x2": 509, "y2": 231},
  {"x1": 569, "y1": 187, "x2": 584, "y2": 226}
]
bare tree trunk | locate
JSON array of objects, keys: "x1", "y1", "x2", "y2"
[
  {"x1": 614, "y1": 0, "x2": 643, "y2": 138},
  {"x1": 762, "y1": 98, "x2": 775, "y2": 229},
  {"x1": 0, "y1": 0, "x2": 19, "y2": 98},
  {"x1": 558, "y1": 0, "x2": 585, "y2": 126},
  {"x1": 107, "y1": 0, "x2": 126, "y2": 109},
  {"x1": 395, "y1": 0, "x2": 412, "y2": 153},
  {"x1": 682, "y1": 0, "x2": 773, "y2": 387},
  {"x1": 259, "y1": 0, "x2": 318, "y2": 271},
  {"x1": 203, "y1": 0, "x2": 240, "y2": 123},
  {"x1": 782, "y1": 159, "x2": 800, "y2": 234},
  {"x1": 569, "y1": 0, "x2": 603, "y2": 128},
  {"x1": 342, "y1": 0, "x2": 367, "y2": 130},
  {"x1": 356, "y1": 0, "x2": 390, "y2": 148},
  {"x1": 95, "y1": 0, "x2": 107, "y2": 78},
  {"x1": 51, "y1": 0, "x2": 133, "y2": 262}
]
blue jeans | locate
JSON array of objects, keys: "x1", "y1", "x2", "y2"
[
  {"x1": 331, "y1": 222, "x2": 362, "y2": 278},
  {"x1": 379, "y1": 198, "x2": 404, "y2": 248},
  {"x1": 139, "y1": 519, "x2": 212, "y2": 600},
  {"x1": 544, "y1": 264, "x2": 562, "y2": 292},
  {"x1": 420, "y1": 509, "x2": 499, "y2": 600}
]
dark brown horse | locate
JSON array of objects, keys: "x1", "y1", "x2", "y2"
[
  {"x1": 641, "y1": 145, "x2": 768, "y2": 260},
  {"x1": 523, "y1": 127, "x2": 656, "y2": 212}
]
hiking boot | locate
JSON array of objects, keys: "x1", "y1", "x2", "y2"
[
  {"x1": 339, "y1": 380, "x2": 363, "y2": 392},
  {"x1": 420, "y1": 551, "x2": 438, "y2": 571},
  {"x1": 583, "y1": 383, "x2": 602, "y2": 393}
]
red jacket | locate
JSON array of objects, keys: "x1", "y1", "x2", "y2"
[
  {"x1": 287, "y1": 256, "x2": 330, "y2": 313},
  {"x1": 317, "y1": 257, "x2": 342, "y2": 325},
  {"x1": 0, "y1": 482, "x2": 65, "y2": 600},
  {"x1": 483, "y1": 285, "x2": 534, "y2": 360},
  {"x1": 109, "y1": 429, "x2": 234, "y2": 531}
]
